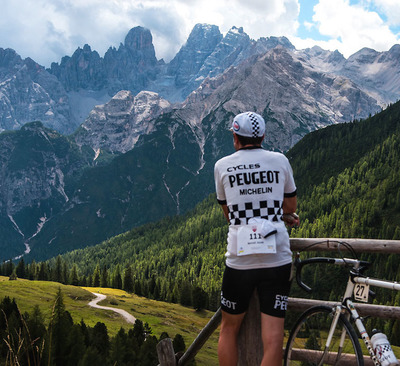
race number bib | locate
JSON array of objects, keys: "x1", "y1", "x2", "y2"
[{"x1": 237, "y1": 224, "x2": 276, "y2": 256}]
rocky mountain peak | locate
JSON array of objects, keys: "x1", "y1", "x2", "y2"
[
  {"x1": 2, "y1": 24, "x2": 400, "y2": 136},
  {"x1": 0, "y1": 47, "x2": 23, "y2": 69},
  {"x1": 0, "y1": 49, "x2": 71, "y2": 133},
  {"x1": 256, "y1": 36, "x2": 295, "y2": 51},
  {"x1": 226, "y1": 26, "x2": 247, "y2": 37},
  {"x1": 347, "y1": 47, "x2": 380, "y2": 64},
  {"x1": 74, "y1": 90, "x2": 171, "y2": 154},
  {"x1": 50, "y1": 44, "x2": 105, "y2": 91},
  {"x1": 380, "y1": 44, "x2": 400, "y2": 62},
  {"x1": 181, "y1": 45, "x2": 380, "y2": 151},
  {"x1": 124, "y1": 26, "x2": 154, "y2": 51},
  {"x1": 186, "y1": 23, "x2": 222, "y2": 45},
  {"x1": 217, "y1": 25, "x2": 251, "y2": 54},
  {"x1": 167, "y1": 24, "x2": 223, "y2": 84},
  {"x1": 296, "y1": 46, "x2": 345, "y2": 72},
  {"x1": 388, "y1": 44, "x2": 400, "y2": 55}
]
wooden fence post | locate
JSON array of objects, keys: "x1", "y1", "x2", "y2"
[
  {"x1": 177, "y1": 308, "x2": 222, "y2": 365},
  {"x1": 237, "y1": 291, "x2": 263, "y2": 365},
  {"x1": 157, "y1": 338, "x2": 177, "y2": 366}
]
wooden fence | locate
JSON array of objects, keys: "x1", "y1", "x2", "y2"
[{"x1": 157, "y1": 238, "x2": 400, "y2": 366}]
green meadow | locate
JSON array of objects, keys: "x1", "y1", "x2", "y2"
[{"x1": 0, "y1": 276, "x2": 219, "y2": 365}]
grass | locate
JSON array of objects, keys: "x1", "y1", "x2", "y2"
[{"x1": 0, "y1": 277, "x2": 219, "y2": 365}]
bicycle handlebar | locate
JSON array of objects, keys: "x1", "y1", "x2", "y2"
[{"x1": 294, "y1": 254, "x2": 371, "y2": 293}]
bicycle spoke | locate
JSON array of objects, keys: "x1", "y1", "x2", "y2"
[{"x1": 284, "y1": 306, "x2": 363, "y2": 366}]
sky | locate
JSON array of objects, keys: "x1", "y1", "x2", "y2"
[{"x1": 0, "y1": 0, "x2": 399, "y2": 67}]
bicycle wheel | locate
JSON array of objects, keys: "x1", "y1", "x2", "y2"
[{"x1": 284, "y1": 305, "x2": 364, "y2": 366}]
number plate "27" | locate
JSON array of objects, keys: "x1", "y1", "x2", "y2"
[{"x1": 354, "y1": 283, "x2": 369, "y2": 302}]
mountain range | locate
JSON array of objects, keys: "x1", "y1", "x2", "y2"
[
  {"x1": 2, "y1": 24, "x2": 400, "y2": 136},
  {"x1": 0, "y1": 24, "x2": 400, "y2": 261}
]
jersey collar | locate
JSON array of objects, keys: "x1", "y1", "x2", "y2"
[{"x1": 238, "y1": 146, "x2": 263, "y2": 151}]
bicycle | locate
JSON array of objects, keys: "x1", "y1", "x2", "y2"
[{"x1": 284, "y1": 241, "x2": 400, "y2": 366}]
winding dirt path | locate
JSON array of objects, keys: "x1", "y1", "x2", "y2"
[{"x1": 88, "y1": 292, "x2": 136, "y2": 324}]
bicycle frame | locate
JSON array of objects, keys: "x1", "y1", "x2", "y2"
[{"x1": 294, "y1": 256, "x2": 400, "y2": 366}]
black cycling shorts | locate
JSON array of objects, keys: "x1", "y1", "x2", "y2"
[{"x1": 220, "y1": 263, "x2": 292, "y2": 317}]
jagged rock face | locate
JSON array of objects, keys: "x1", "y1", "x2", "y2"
[
  {"x1": 296, "y1": 46, "x2": 346, "y2": 72},
  {"x1": 0, "y1": 122, "x2": 91, "y2": 214},
  {"x1": 163, "y1": 25, "x2": 295, "y2": 101},
  {"x1": 49, "y1": 24, "x2": 297, "y2": 106},
  {"x1": 74, "y1": 90, "x2": 171, "y2": 153},
  {"x1": 199, "y1": 26, "x2": 252, "y2": 79},
  {"x1": 299, "y1": 45, "x2": 400, "y2": 105},
  {"x1": 167, "y1": 24, "x2": 223, "y2": 88},
  {"x1": 0, "y1": 48, "x2": 72, "y2": 133},
  {"x1": 0, "y1": 121, "x2": 93, "y2": 258},
  {"x1": 103, "y1": 27, "x2": 158, "y2": 95},
  {"x1": 50, "y1": 45, "x2": 106, "y2": 91},
  {"x1": 339, "y1": 45, "x2": 400, "y2": 104},
  {"x1": 50, "y1": 27, "x2": 158, "y2": 96},
  {"x1": 177, "y1": 47, "x2": 380, "y2": 152}
]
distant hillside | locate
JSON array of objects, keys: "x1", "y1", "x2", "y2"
[
  {"x1": 38, "y1": 100, "x2": 400, "y2": 310},
  {"x1": 287, "y1": 101, "x2": 400, "y2": 240},
  {"x1": 0, "y1": 122, "x2": 94, "y2": 260}
]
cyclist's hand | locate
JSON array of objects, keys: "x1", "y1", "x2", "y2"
[{"x1": 283, "y1": 213, "x2": 300, "y2": 227}]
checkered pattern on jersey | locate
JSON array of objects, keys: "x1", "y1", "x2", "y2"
[
  {"x1": 247, "y1": 112, "x2": 260, "y2": 138},
  {"x1": 228, "y1": 200, "x2": 282, "y2": 225}
]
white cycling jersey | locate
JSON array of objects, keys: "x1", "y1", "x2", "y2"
[{"x1": 214, "y1": 146, "x2": 297, "y2": 269}]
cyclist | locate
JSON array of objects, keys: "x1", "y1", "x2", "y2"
[{"x1": 214, "y1": 111, "x2": 299, "y2": 366}]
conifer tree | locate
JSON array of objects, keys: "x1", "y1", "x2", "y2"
[
  {"x1": 49, "y1": 288, "x2": 73, "y2": 365},
  {"x1": 92, "y1": 264, "x2": 101, "y2": 287},
  {"x1": 101, "y1": 264, "x2": 108, "y2": 288},
  {"x1": 192, "y1": 286, "x2": 207, "y2": 311},
  {"x1": 15, "y1": 258, "x2": 26, "y2": 278},
  {"x1": 37, "y1": 262, "x2": 48, "y2": 281},
  {"x1": 28, "y1": 260, "x2": 37, "y2": 280},
  {"x1": 53, "y1": 255, "x2": 64, "y2": 283},
  {"x1": 123, "y1": 265, "x2": 134, "y2": 293},
  {"x1": 65, "y1": 324, "x2": 86, "y2": 365},
  {"x1": 112, "y1": 264, "x2": 123, "y2": 289},
  {"x1": 70, "y1": 264, "x2": 79, "y2": 286},
  {"x1": 173, "y1": 333, "x2": 186, "y2": 353},
  {"x1": 91, "y1": 322, "x2": 110, "y2": 357}
]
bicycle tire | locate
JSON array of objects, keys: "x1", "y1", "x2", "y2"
[{"x1": 284, "y1": 305, "x2": 364, "y2": 366}]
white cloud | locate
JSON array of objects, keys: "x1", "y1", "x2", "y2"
[
  {"x1": 367, "y1": 0, "x2": 400, "y2": 26},
  {"x1": 225, "y1": 0, "x2": 300, "y2": 38},
  {"x1": 303, "y1": 21, "x2": 314, "y2": 31},
  {"x1": 291, "y1": 0, "x2": 399, "y2": 57}
]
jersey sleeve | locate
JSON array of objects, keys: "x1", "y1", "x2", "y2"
[
  {"x1": 214, "y1": 161, "x2": 227, "y2": 205},
  {"x1": 283, "y1": 157, "x2": 297, "y2": 197}
]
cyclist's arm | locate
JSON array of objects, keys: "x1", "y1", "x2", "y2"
[
  {"x1": 282, "y1": 196, "x2": 299, "y2": 226},
  {"x1": 283, "y1": 196, "x2": 297, "y2": 214},
  {"x1": 220, "y1": 204, "x2": 230, "y2": 223}
]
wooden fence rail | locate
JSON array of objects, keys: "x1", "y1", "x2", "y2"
[
  {"x1": 290, "y1": 237, "x2": 400, "y2": 253},
  {"x1": 157, "y1": 238, "x2": 400, "y2": 366}
]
